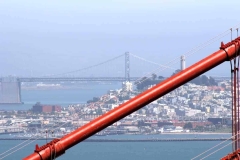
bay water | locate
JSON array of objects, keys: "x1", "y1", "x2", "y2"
[{"x1": 0, "y1": 83, "x2": 233, "y2": 159}]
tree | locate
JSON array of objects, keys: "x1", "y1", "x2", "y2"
[
  {"x1": 151, "y1": 73, "x2": 157, "y2": 80},
  {"x1": 87, "y1": 100, "x2": 93, "y2": 103},
  {"x1": 96, "y1": 107, "x2": 103, "y2": 115},
  {"x1": 135, "y1": 76, "x2": 160, "y2": 90},
  {"x1": 202, "y1": 75, "x2": 209, "y2": 86},
  {"x1": 183, "y1": 122, "x2": 193, "y2": 129},
  {"x1": 221, "y1": 83, "x2": 226, "y2": 88},
  {"x1": 118, "y1": 95, "x2": 129, "y2": 101},
  {"x1": 158, "y1": 75, "x2": 164, "y2": 80},
  {"x1": 172, "y1": 69, "x2": 181, "y2": 76},
  {"x1": 209, "y1": 76, "x2": 217, "y2": 86},
  {"x1": 195, "y1": 126, "x2": 204, "y2": 132},
  {"x1": 92, "y1": 97, "x2": 100, "y2": 102},
  {"x1": 190, "y1": 75, "x2": 217, "y2": 86}
]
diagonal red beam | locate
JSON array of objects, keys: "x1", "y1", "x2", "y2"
[{"x1": 23, "y1": 37, "x2": 240, "y2": 160}]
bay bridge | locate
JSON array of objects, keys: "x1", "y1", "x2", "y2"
[{"x1": 0, "y1": 52, "x2": 178, "y2": 104}]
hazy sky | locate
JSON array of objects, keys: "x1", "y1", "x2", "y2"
[{"x1": 0, "y1": 0, "x2": 240, "y2": 77}]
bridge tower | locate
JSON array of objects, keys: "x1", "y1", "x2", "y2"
[
  {"x1": 0, "y1": 76, "x2": 22, "y2": 104},
  {"x1": 125, "y1": 52, "x2": 130, "y2": 81}
]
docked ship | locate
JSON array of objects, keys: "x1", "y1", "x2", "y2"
[{"x1": 159, "y1": 125, "x2": 188, "y2": 133}]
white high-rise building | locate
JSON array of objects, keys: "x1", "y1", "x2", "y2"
[{"x1": 122, "y1": 81, "x2": 133, "y2": 92}]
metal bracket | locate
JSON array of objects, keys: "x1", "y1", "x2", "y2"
[{"x1": 34, "y1": 139, "x2": 60, "y2": 153}]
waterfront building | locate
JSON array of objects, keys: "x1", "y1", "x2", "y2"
[{"x1": 32, "y1": 102, "x2": 61, "y2": 113}]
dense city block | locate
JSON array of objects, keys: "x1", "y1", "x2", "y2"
[{"x1": 0, "y1": 76, "x2": 232, "y2": 137}]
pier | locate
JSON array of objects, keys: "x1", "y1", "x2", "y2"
[{"x1": 0, "y1": 138, "x2": 231, "y2": 142}]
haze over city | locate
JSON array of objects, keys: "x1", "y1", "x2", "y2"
[{"x1": 0, "y1": 0, "x2": 240, "y2": 77}]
